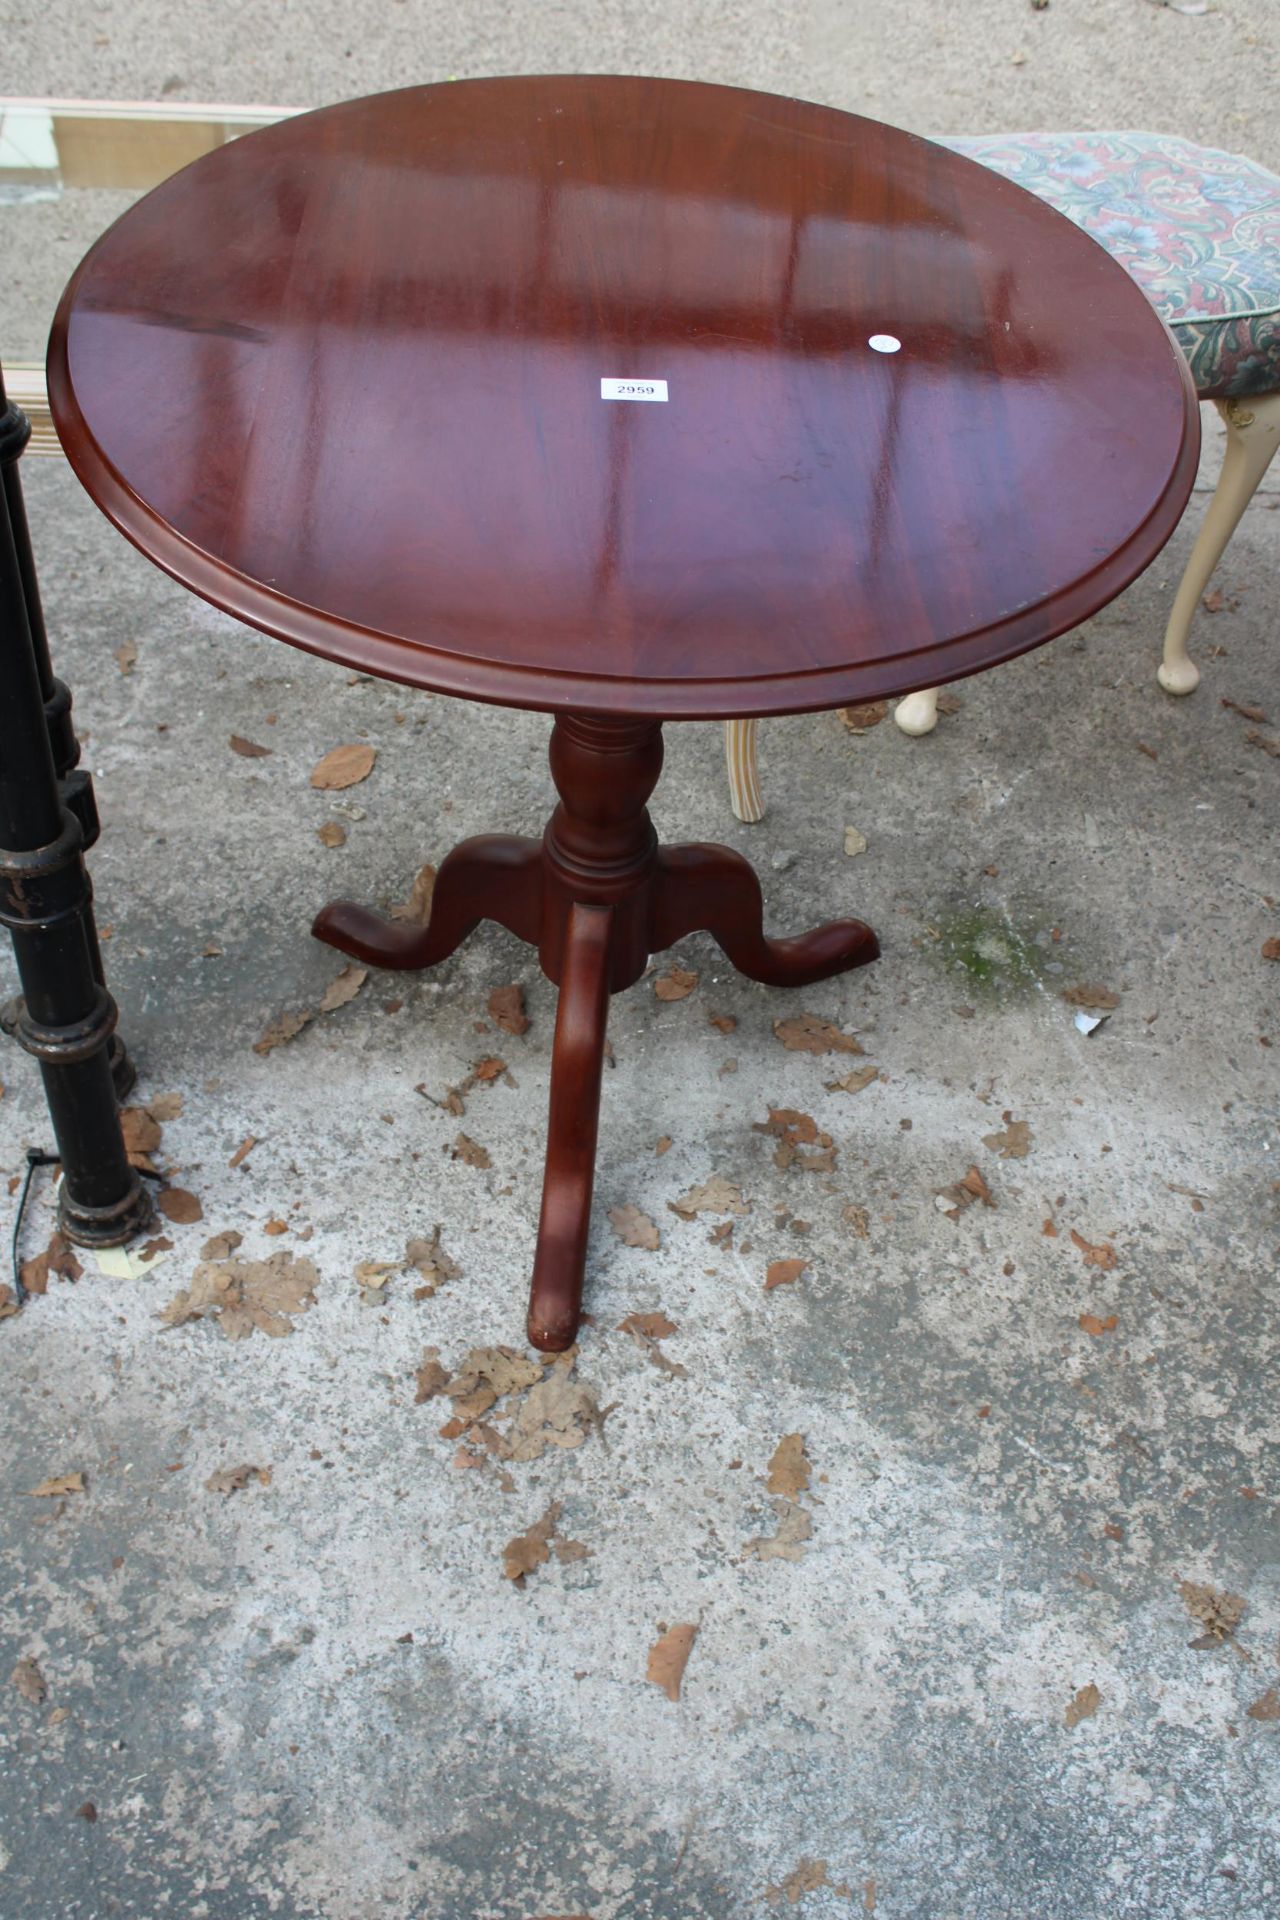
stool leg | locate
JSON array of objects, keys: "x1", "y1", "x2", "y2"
[
  {"x1": 723, "y1": 718, "x2": 764, "y2": 822},
  {"x1": 894, "y1": 687, "x2": 941, "y2": 736},
  {"x1": 1159, "y1": 393, "x2": 1280, "y2": 695},
  {"x1": 526, "y1": 901, "x2": 613, "y2": 1352}
]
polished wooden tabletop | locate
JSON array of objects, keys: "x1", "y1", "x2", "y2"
[{"x1": 49, "y1": 76, "x2": 1198, "y2": 720}]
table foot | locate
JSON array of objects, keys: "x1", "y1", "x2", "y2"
[
  {"x1": 312, "y1": 833, "x2": 542, "y2": 968},
  {"x1": 653, "y1": 843, "x2": 878, "y2": 985},
  {"x1": 526, "y1": 901, "x2": 613, "y2": 1351}
]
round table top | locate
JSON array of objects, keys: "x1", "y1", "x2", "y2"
[{"x1": 49, "y1": 76, "x2": 1198, "y2": 721}]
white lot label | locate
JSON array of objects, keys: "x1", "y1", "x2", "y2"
[{"x1": 600, "y1": 377, "x2": 668, "y2": 402}]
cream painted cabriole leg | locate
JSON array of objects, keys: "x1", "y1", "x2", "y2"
[
  {"x1": 724, "y1": 717, "x2": 764, "y2": 822},
  {"x1": 894, "y1": 687, "x2": 941, "y2": 736},
  {"x1": 1158, "y1": 393, "x2": 1280, "y2": 695}
]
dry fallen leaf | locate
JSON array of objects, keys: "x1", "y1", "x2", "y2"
[
  {"x1": 389, "y1": 862, "x2": 436, "y2": 925},
  {"x1": 0, "y1": 1283, "x2": 19, "y2": 1320},
  {"x1": 26, "y1": 1473, "x2": 85, "y2": 1498},
  {"x1": 1247, "y1": 1688, "x2": 1280, "y2": 1722},
  {"x1": 414, "y1": 1348, "x2": 451, "y2": 1404},
  {"x1": 669, "y1": 1175, "x2": 750, "y2": 1220},
  {"x1": 708, "y1": 1013, "x2": 738, "y2": 1034},
  {"x1": 982, "y1": 1112, "x2": 1032, "y2": 1159},
  {"x1": 1244, "y1": 727, "x2": 1280, "y2": 758},
  {"x1": 838, "y1": 701, "x2": 888, "y2": 733},
  {"x1": 502, "y1": 1353, "x2": 604, "y2": 1461},
  {"x1": 842, "y1": 1202, "x2": 870, "y2": 1238},
  {"x1": 936, "y1": 1165, "x2": 995, "y2": 1219},
  {"x1": 159, "y1": 1252, "x2": 318, "y2": 1340},
  {"x1": 10, "y1": 1657, "x2": 46, "y2": 1704},
  {"x1": 766, "y1": 1433, "x2": 811, "y2": 1497},
  {"x1": 229, "y1": 734, "x2": 272, "y2": 758},
  {"x1": 773, "y1": 1012, "x2": 863, "y2": 1056},
  {"x1": 1263, "y1": 938, "x2": 1280, "y2": 962},
  {"x1": 318, "y1": 964, "x2": 367, "y2": 1014},
  {"x1": 843, "y1": 826, "x2": 868, "y2": 857},
  {"x1": 647, "y1": 1622, "x2": 697, "y2": 1701},
  {"x1": 766, "y1": 1860, "x2": 841, "y2": 1907},
  {"x1": 442, "y1": 1345, "x2": 544, "y2": 1421},
  {"x1": 200, "y1": 1229, "x2": 243, "y2": 1260},
  {"x1": 754, "y1": 1108, "x2": 836, "y2": 1173},
  {"x1": 253, "y1": 1009, "x2": 312, "y2": 1054},
  {"x1": 120, "y1": 1105, "x2": 162, "y2": 1163},
  {"x1": 608, "y1": 1204, "x2": 661, "y2": 1250},
  {"x1": 826, "y1": 1064, "x2": 878, "y2": 1096},
  {"x1": 1062, "y1": 984, "x2": 1120, "y2": 1012},
  {"x1": 316, "y1": 820, "x2": 347, "y2": 848},
  {"x1": 764, "y1": 1257, "x2": 807, "y2": 1291},
  {"x1": 1065, "y1": 1682, "x2": 1101, "y2": 1729},
  {"x1": 406, "y1": 1226, "x2": 461, "y2": 1298},
  {"x1": 654, "y1": 965, "x2": 698, "y2": 1001},
  {"x1": 1079, "y1": 1312, "x2": 1118, "y2": 1336},
  {"x1": 503, "y1": 1502, "x2": 561, "y2": 1584},
  {"x1": 1202, "y1": 588, "x2": 1224, "y2": 613},
  {"x1": 488, "y1": 984, "x2": 529, "y2": 1034},
  {"x1": 452, "y1": 1133, "x2": 492, "y2": 1170},
  {"x1": 1178, "y1": 1579, "x2": 1245, "y2": 1644},
  {"x1": 205, "y1": 1463, "x2": 271, "y2": 1495},
  {"x1": 744, "y1": 1497, "x2": 812, "y2": 1563},
  {"x1": 310, "y1": 742, "x2": 377, "y2": 790},
  {"x1": 1070, "y1": 1230, "x2": 1117, "y2": 1270},
  {"x1": 114, "y1": 639, "x2": 137, "y2": 675},
  {"x1": 157, "y1": 1188, "x2": 203, "y2": 1226},
  {"x1": 20, "y1": 1231, "x2": 83, "y2": 1296},
  {"x1": 617, "y1": 1311, "x2": 687, "y2": 1378}
]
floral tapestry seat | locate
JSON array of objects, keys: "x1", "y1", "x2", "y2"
[{"x1": 722, "y1": 132, "x2": 1280, "y2": 819}]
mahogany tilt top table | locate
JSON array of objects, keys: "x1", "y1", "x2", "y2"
[{"x1": 48, "y1": 76, "x2": 1198, "y2": 1348}]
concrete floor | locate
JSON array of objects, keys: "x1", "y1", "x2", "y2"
[{"x1": 2, "y1": 5, "x2": 1279, "y2": 1917}]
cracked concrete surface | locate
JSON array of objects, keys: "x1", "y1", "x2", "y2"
[{"x1": 2, "y1": 5, "x2": 1279, "y2": 1917}]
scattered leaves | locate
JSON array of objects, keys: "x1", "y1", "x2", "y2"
[
  {"x1": 1247, "y1": 1688, "x2": 1280, "y2": 1722},
  {"x1": 669, "y1": 1176, "x2": 750, "y2": 1220},
  {"x1": 1063, "y1": 984, "x2": 1120, "y2": 1011},
  {"x1": 254, "y1": 967, "x2": 367, "y2": 1052},
  {"x1": 414, "y1": 1349, "x2": 451, "y2": 1403},
  {"x1": 19, "y1": 1232, "x2": 83, "y2": 1295},
  {"x1": 1070, "y1": 1229, "x2": 1117, "y2": 1270},
  {"x1": 754, "y1": 1108, "x2": 836, "y2": 1173},
  {"x1": 488, "y1": 984, "x2": 529, "y2": 1034},
  {"x1": 773, "y1": 1012, "x2": 863, "y2": 1055},
  {"x1": 654, "y1": 965, "x2": 698, "y2": 1002},
  {"x1": 766, "y1": 1433, "x2": 811, "y2": 1497},
  {"x1": 389, "y1": 862, "x2": 436, "y2": 925},
  {"x1": 745, "y1": 1498, "x2": 812, "y2": 1562},
  {"x1": 158, "y1": 1252, "x2": 318, "y2": 1340},
  {"x1": 0, "y1": 1283, "x2": 19, "y2": 1320},
  {"x1": 765, "y1": 1860, "x2": 844, "y2": 1907},
  {"x1": 120, "y1": 1105, "x2": 162, "y2": 1166},
  {"x1": 26, "y1": 1473, "x2": 85, "y2": 1498},
  {"x1": 451, "y1": 1133, "x2": 492, "y2": 1170},
  {"x1": 647, "y1": 1622, "x2": 697, "y2": 1701},
  {"x1": 1179, "y1": 1579, "x2": 1245, "y2": 1646},
  {"x1": 200, "y1": 1229, "x2": 243, "y2": 1260},
  {"x1": 318, "y1": 964, "x2": 367, "y2": 1014},
  {"x1": 618, "y1": 1311, "x2": 686, "y2": 1378},
  {"x1": 11, "y1": 1657, "x2": 46, "y2": 1703},
  {"x1": 1065, "y1": 1683, "x2": 1101, "y2": 1728},
  {"x1": 310, "y1": 743, "x2": 377, "y2": 789},
  {"x1": 501, "y1": 1500, "x2": 590, "y2": 1585},
  {"x1": 765, "y1": 1257, "x2": 807, "y2": 1291},
  {"x1": 608, "y1": 1204, "x2": 660, "y2": 1250},
  {"x1": 406, "y1": 1226, "x2": 461, "y2": 1298},
  {"x1": 229, "y1": 734, "x2": 272, "y2": 758},
  {"x1": 1079, "y1": 1313, "x2": 1118, "y2": 1336},
  {"x1": 156, "y1": 1188, "x2": 203, "y2": 1225},
  {"x1": 838, "y1": 701, "x2": 888, "y2": 733},
  {"x1": 826, "y1": 1064, "x2": 878, "y2": 1095},
  {"x1": 205, "y1": 1463, "x2": 271, "y2": 1495},
  {"x1": 982, "y1": 1112, "x2": 1032, "y2": 1159},
  {"x1": 936, "y1": 1165, "x2": 995, "y2": 1219}
]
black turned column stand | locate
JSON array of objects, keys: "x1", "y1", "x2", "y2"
[{"x1": 0, "y1": 368, "x2": 151, "y2": 1246}]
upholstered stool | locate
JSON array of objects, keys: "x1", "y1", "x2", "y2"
[{"x1": 725, "y1": 131, "x2": 1280, "y2": 817}]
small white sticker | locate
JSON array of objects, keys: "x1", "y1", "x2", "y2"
[
  {"x1": 868, "y1": 334, "x2": 902, "y2": 354},
  {"x1": 600, "y1": 377, "x2": 668, "y2": 403}
]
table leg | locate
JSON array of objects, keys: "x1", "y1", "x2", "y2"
[
  {"x1": 313, "y1": 711, "x2": 879, "y2": 1348},
  {"x1": 526, "y1": 901, "x2": 612, "y2": 1350}
]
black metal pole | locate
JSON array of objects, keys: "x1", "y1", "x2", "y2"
[
  {"x1": 0, "y1": 364, "x2": 135, "y2": 1098},
  {"x1": 0, "y1": 374, "x2": 150, "y2": 1247}
]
